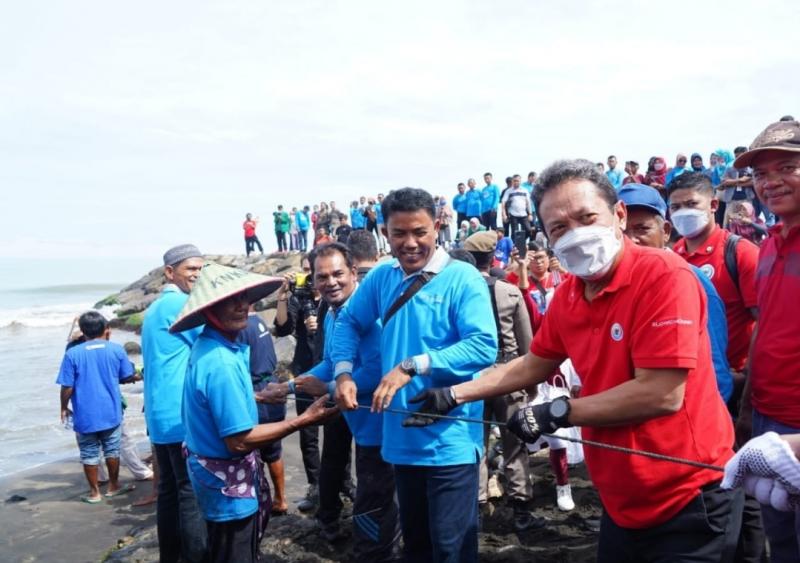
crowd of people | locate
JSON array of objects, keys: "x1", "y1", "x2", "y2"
[
  {"x1": 55, "y1": 116, "x2": 800, "y2": 563},
  {"x1": 242, "y1": 131, "x2": 782, "y2": 261}
]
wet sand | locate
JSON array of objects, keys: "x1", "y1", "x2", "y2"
[{"x1": 0, "y1": 434, "x2": 600, "y2": 562}]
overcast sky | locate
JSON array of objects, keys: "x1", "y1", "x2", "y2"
[{"x1": 2, "y1": 0, "x2": 797, "y2": 279}]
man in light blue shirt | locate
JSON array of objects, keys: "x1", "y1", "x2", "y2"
[
  {"x1": 296, "y1": 206, "x2": 311, "y2": 251},
  {"x1": 294, "y1": 241, "x2": 401, "y2": 560},
  {"x1": 57, "y1": 311, "x2": 136, "y2": 503},
  {"x1": 521, "y1": 171, "x2": 537, "y2": 194},
  {"x1": 141, "y1": 244, "x2": 207, "y2": 563},
  {"x1": 606, "y1": 155, "x2": 624, "y2": 190},
  {"x1": 350, "y1": 200, "x2": 366, "y2": 230},
  {"x1": 464, "y1": 178, "x2": 483, "y2": 220},
  {"x1": 376, "y1": 193, "x2": 387, "y2": 253},
  {"x1": 331, "y1": 188, "x2": 497, "y2": 563},
  {"x1": 452, "y1": 183, "x2": 467, "y2": 226},
  {"x1": 480, "y1": 172, "x2": 500, "y2": 229},
  {"x1": 175, "y1": 262, "x2": 335, "y2": 563}
]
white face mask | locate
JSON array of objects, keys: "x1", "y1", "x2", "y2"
[
  {"x1": 671, "y1": 208, "x2": 709, "y2": 238},
  {"x1": 552, "y1": 225, "x2": 622, "y2": 280}
]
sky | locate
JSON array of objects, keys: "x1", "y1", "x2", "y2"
[{"x1": 1, "y1": 0, "x2": 797, "y2": 286}]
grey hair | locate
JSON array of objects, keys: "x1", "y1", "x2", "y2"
[{"x1": 533, "y1": 159, "x2": 618, "y2": 212}]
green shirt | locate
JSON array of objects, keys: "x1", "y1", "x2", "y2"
[{"x1": 274, "y1": 211, "x2": 290, "y2": 233}]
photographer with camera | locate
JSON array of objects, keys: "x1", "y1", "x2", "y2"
[{"x1": 273, "y1": 255, "x2": 323, "y2": 511}]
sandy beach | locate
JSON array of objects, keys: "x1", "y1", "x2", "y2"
[{"x1": 0, "y1": 428, "x2": 601, "y2": 563}]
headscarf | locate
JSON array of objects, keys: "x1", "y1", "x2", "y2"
[
  {"x1": 711, "y1": 148, "x2": 734, "y2": 186},
  {"x1": 690, "y1": 152, "x2": 706, "y2": 172},
  {"x1": 644, "y1": 156, "x2": 667, "y2": 187},
  {"x1": 727, "y1": 201, "x2": 764, "y2": 242},
  {"x1": 666, "y1": 153, "x2": 689, "y2": 184}
]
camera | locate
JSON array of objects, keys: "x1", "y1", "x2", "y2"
[{"x1": 289, "y1": 273, "x2": 317, "y2": 319}]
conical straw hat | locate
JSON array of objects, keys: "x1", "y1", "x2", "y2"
[{"x1": 170, "y1": 262, "x2": 283, "y2": 333}]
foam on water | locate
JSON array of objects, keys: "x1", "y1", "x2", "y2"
[{"x1": 0, "y1": 283, "x2": 143, "y2": 477}]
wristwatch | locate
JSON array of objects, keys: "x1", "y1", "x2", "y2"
[
  {"x1": 548, "y1": 396, "x2": 572, "y2": 428},
  {"x1": 399, "y1": 357, "x2": 417, "y2": 377}
]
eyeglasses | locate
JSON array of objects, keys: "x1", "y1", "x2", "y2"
[{"x1": 678, "y1": 159, "x2": 687, "y2": 163}]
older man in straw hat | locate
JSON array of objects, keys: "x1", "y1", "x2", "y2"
[{"x1": 171, "y1": 263, "x2": 338, "y2": 563}]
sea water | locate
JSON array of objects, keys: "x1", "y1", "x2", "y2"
[{"x1": 0, "y1": 282, "x2": 146, "y2": 477}]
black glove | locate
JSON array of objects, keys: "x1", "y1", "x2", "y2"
[
  {"x1": 402, "y1": 387, "x2": 457, "y2": 427},
  {"x1": 506, "y1": 401, "x2": 566, "y2": 443}
]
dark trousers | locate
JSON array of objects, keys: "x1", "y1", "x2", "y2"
[
  {"x1": 508, "y1": 215, "x2": 531, "y2": 238},
  {"x1": 752, "y1": 409, "x2": 800, "y2": 562},
  {"x1": 715, "y1": 201, "x2": 727, "y2": 227},
  {"x1": 394, "y1": 462, "x2": 479, "y2": 563},
  {"x1": 353, "y1": 446, "x2": 401, "y2": 563},
  {"x1": 276, "y1": 231, "x2": 287, "y2": 252},
  {"x1": 206, "y1": 513, "x2": 258, "y2": 563},
  {"x1": 597, "y1": 484, "x2": 744, "y2": 563},
  {"x1": 298, "y1": 229, "x2": 308, "y2": 251},
  {"x1": 244, "y1": 236, "x2": 263, "y2": 256},
  {"x1": 481, "y1": 210, "x2": 497, "y2": 230},
  {"x1": 456, "y1": 212, "x2": 466, "y2": 227},
  {"x1": 294, "y1": 393, "x2": 320, "y2": 486},
  {"x1": 154, "y1": 442, "x2": 208, "y2": 563},
  {"x1": 317, "y1": 413, "x2": 354, "y2": 524}
]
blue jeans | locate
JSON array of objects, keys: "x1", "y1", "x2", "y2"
[
  {"x1": 752, "y1": 409, "x2": 800, "y2": 563},
  {"x1": 154, "y1": 442, "x2": 209, "y2": 563},
  {"x1": 76, "y1": 424, "x2": 121, "y2": 465},
  {"x1": 394, "y1": 462, "x2": 479, "y2": 563}
]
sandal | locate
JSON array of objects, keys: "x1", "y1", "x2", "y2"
[{"x1": 104, "y1": 483, "x2": 136, "y2": 498}]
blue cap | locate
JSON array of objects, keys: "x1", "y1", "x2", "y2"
[{"x1": 618, "y1": 183, "x2": 667, "y2": 218}]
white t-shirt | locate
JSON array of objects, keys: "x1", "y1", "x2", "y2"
[{"x1": 502, "y1": 187, "x2": 530, "y2": 218}]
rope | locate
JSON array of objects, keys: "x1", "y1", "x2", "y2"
[{"x1": 283, "y1": 395, "x2": 725, "y2": 472}]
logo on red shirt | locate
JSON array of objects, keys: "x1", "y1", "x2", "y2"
[
  {"x1": 699, "y1": 264, "x2": 715, "y2": 279},
  {"x1": 610, "y1": 323, "x2": 624, "y2": 341}
]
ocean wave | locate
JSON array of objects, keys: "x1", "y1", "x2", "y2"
[
  {"x1": 2, "y1": 283, "x2": 124, "y2": 295},
  {"x1": 0, "y1": 302, "x2": 119, "y2": 329}
]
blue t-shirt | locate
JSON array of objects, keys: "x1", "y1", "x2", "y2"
[
  {"x1": 465, "y1": 189, "x2": 482, "y2": 218},
  {"x1": 690, "y1": 266, "x2": 733, "y2": 403},
  {"x1": 494, "y1": 237, "x2": 514, "y2": 266},
  {"x1": 238, "y1": 314, "x2": 277, "y2": 377},
  {"x1": 520, "y1": 182, "x2": 535, "y2": 194},
  {"x1": 480, "y1": 184, "x2": 500, "y2": 214},
  {"x1": 183, "y1": 326, "x2": 259, "y2": 522},
  {"x1": 295, "y1": 211, "x2": 310, "y2": 231},
  {"x1": 452, "y1": 192, "x2": 467, "y2": 214},
  {"x1": 376, "y1": 203, "x2": 384, "y2": 225},
  {"x1": 606, "y1": 168, "x2": 624, "y2": 190},
  {"x1": 141, "y1": 285, "x2": 203, "y2": 444},
  {"x1": 308, "y1": 297, "x2": 383, "y2": 446},
  {"x1": 56, "y1": 339, "x2": 132, "y2": 434},
  {"x1": 351, "y1": 207, "x2": 366, "y2": 229},
  {"x1": 332, "y1": 248, "x2": 497, "y2": 465}
]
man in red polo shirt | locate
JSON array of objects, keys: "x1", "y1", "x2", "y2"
[
  {"x1": 668, "y1": 172, "x2": 758, "y2": 413},
  {"x1": 729, "y1": 119, "x2": 800, "y2": 562},
  {"x1": 405, "y1": 159, "x2": 739, "y2": 562}
]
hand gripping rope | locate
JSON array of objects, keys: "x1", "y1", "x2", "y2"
[{"x1": 285, "y1": 396, "x2": 725, "y2": 472}]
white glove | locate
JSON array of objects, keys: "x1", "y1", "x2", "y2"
[{"x1": 721, "y1": 432, "x2": 800, "y2": 512}]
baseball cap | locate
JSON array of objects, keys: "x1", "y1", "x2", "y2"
[
  {"x1": 618, "y1": 183, "x2": 667, "y2": 219},
  {"x1": 733, "y1": 120, "x2": 800, "y2": 168},
  {"x1": 463, "y1": 230, "x2": 497, "y2": 253}
]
